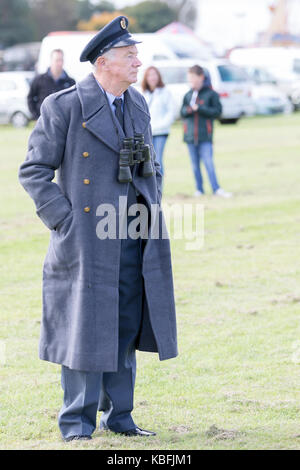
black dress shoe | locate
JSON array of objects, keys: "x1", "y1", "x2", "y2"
[
  {"x1": 119, "y1": 427, "x2": 156, "y2": 437},
  {"x1": 63, "y1": 435, "x2": 92, "y2": 442}
]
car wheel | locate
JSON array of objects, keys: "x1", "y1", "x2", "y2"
[
  {"x1": 10, "y1": 112, "x2": 29, "y2": 128},
  {"x1": 219, "y1": 118, "x2": 239, "y2": 125}
]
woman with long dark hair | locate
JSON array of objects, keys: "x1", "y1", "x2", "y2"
[{"x1": 141, "y1": 66, "x2": 175, "y2": 186}]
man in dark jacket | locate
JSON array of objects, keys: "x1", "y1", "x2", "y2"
[
  {"x1": 28, "y1": 49, "x2": 75, "y2": 120},
  {"x1": 181, "y1": 65, "x2": 232, "y2": 198}
]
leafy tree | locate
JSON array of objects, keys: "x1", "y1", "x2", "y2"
[
  {"x1": 123, "y1": 1, "x2": 177, "y2": 33},
  {"x1": 77, "y1": 11, "x2": 138, "y2": 32},
  {"x1": 0, "y1": 0, "x2": 36, "y2": 48},
  {"x1": 164, "y1": 0, "x2": 197, "y2": 28},
  {"x1": 77, "y1": 0, "x2": 115, "y2": 21},
  {"x1": 30, "y1": 0, "x2": 79, "y2": 38}
]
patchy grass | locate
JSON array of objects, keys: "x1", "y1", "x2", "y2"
[{"x1": 0, "y1": 114, "x2": 300, "y2": 450}]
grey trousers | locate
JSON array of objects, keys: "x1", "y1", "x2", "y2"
[{"x1": 58, "y1": 195, "x2": 145, "y2": 438}]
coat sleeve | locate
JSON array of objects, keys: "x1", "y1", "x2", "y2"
[
  {"x1": 151, "y1": 88, "x2": 175, "y2": 131},
  {"x1": 27, "y1": 76, "x2": 40, "y2": 119},
  {"x1": 180, "y1": 93, "x2": 193, "y2": 118},
  {"x1": 196, "y1": 91, "x2": 222, "y2": 118},
  {"x1": 18, "y1": 95, "x2": 72, "y2": 231},
  {"x1": 160, "y1": 88, "x2": 176, "y2": 130},
  {"x1": 149, "y1": 122, "x2": 163, "y2": 204}
]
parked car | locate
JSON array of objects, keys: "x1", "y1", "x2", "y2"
[
  {"x1": 213, "y1": 61, "x2": 254, "y2": 122},
  {"x1": 289, "y1": 80, "x2": 300, "y2": 109},
  {"x1": 0, "y1": 42, "x2": 41, "y2": 72},
  {"x1": 37, "y1": 31, "x2": 176, "y2": 82},
  {"x1": 243, "y1": 66, "x2": 293, "y2": 115},
  {"x1": 229, "y1": 47, "x2": 300, "y2": 110},
  {"x1": 0, "y1": 72, "x2": 34, "y2": 127},
  {"x1": 135, "y1": 58, "x2": 254, "y2": 123}
]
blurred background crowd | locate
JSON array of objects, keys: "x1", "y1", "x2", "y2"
[{"x1": 0, "y1": 0, "x2": 299, "y2": 128}]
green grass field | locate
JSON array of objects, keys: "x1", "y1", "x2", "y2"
[{"x1": 0, "y1": 114, "x2": 300, "y2": 450}]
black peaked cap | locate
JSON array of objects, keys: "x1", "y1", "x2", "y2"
[{"x1": 80, "y1": 15, "x2": 141, "y2": 64}]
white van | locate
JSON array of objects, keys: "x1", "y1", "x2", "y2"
[
  {"x1": 229, "y1": 47, "x2": 300, "y2": 107},
  {"x1": 229, "y1": 47, "x2": 300, "y2": 81},
  {"x1": 37, "y1": 31, "x2": 176, "y2": 82}
]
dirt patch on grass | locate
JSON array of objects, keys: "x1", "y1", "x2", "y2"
[
  {"x1": 239, "y1": 309, "x2": 259, "y2": 316},
  {"x1": 169, "y1": 424, "x2": 191, "y2": 434},
  {"x1": 206, "y1": 425, "x2": 244, "y2": 441},
  {"x1": 271, "y1": 294, "x2": 300, "y2": 305},
  {"x1": 172, "y1": 193, "x2": 193, "y2": 200}
]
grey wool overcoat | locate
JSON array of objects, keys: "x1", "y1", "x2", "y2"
[{"x1": 19, "y1": 72, "x2": 178, "y2": 372}]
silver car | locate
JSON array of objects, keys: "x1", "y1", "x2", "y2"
[{"x1": 0, "y1": 71, "x2": 34, "y2": 127}]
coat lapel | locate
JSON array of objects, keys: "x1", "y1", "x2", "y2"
[
  {"x1": 77, "y1": 73, "x2": 120, "y2": 154},
  {"x1": 77, "y1": 73, "x2": 151, "y2": 153}
]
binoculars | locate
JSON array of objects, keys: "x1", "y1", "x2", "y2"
[{"x1": 118, "y1": 133, "x2": 154, "y2": 183}]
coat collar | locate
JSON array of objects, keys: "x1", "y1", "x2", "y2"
[{"x1": 76, "y1": 73, "x2": 150, "y2": 154}]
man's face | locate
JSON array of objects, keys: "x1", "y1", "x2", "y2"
[
  {"x1": 188, "y1": 72, "x2": 205, "y2": 91},
  {"x1": 50, "y1": 51, "x2": 64, "y2": 74},
  {"x1": 103, "y1": 45, "x2": 142, "y2": 85}
]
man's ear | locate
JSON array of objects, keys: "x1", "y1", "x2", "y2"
[{"x1": 96, "y1": 56, "x2": 106, "y2": 69}]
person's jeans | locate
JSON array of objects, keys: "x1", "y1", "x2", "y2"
[
  {"x1": 187, "y1": 142, "x2": 220, "y2": 193},
  {"x1": 153, "y1": 135, "x2": 168, "y2": 177}
]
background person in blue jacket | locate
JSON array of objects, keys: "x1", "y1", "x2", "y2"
[
  {"x1": 142, "y1": 66, "x2": 175, "y2": 189},
  {"x1": 180, "y1": 65, "x2": 232, "y2": 198}
]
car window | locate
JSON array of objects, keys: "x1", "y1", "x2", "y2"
[
  {"x1": 159, "y1": 66, "x2": 190, "y2": 84},
  {"x1": 153, "y1": 54, "x2": 172, "y2": 61},
  {"x1": 218, "y1": 65, "x2": 248, "y2": 82},
  {"x1": 160, "y1": 35, "x2": 212, "y2": 61},
  {"x1": 0, "y1": 79, "x2": 17, "y2": 91},
  {"x1": 260, "y1": 68, "x2": 276, "y2": 82},
  {"x1": 247, "y1": 67, "x2": 276, "y2": 84},
  {"x1": 293, "y1": 58, "x2": 300, "y2": 74}
]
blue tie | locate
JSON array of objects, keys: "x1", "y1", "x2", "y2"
[{"x1": 113, "y1": 98, "x2": 124, "y2": 131}]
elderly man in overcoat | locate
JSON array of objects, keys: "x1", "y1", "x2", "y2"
[{"x1": 18, "y1": 16, "x2": 178, "y2": 441}]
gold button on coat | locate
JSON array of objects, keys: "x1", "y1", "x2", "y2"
[
  {"x1": 83, "y1": 152, "x2": 89, "y2": 157},
  {"x1": 82, "y1": 122, "x2": 86, "y2": 128},
  {"x1": 84, "y1": 206, "x2": 90, "y2": 213},
  {"x1": 83, "y1": 179, "x2": 90, "y2": 185}
]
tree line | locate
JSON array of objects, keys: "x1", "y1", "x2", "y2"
[{"x1": 0, "y1": 0, "x2": 196, "y2": 49}]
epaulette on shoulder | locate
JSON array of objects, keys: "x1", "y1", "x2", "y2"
[{"x1": 54, "y1": 84, "x2": 77, "y2": 100}]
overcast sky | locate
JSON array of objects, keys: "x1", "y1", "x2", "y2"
[
  {"x1": 113, "y1": 0, "x2": 300, "y2": 51},
  {"x1": 197, "y1": 0, "x2": 272, "y2": 50}
]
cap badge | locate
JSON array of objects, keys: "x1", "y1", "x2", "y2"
[{"x1": 120, "y1": 17, "x2": 126, "y2": 29}]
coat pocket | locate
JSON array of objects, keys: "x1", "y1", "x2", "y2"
[
  {"x1": 55, "y1": 211, "x2": 73, "y2": 237},
  {"x1": 52, "y1": 210, "x2": 76, "y2": 274}
]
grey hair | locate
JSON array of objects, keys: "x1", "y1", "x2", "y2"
[{"x1": 93, "y1": 48, "x2": 116, "y2": 70}]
